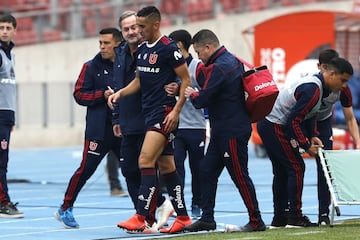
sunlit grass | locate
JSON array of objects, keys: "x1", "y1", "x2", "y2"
[{"x1": 161, "y1": 219, "x2": 360, "y2": 239}]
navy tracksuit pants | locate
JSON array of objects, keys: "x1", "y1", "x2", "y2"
[
  {"x1": 257, "y1": 119, "x2": 306, "y2": 218},
  {"x1": 61, "y1": 124, "x2": 121, "y2": 210},
  {"x1": 200, "y1": 132, "x2": 261, "y2": 225},
  {"x1": 0, "y1": 124, "x2": 12, "y2": 205},
  {"x1": 174, "y1": 129, "x2": 205, "y2": 208}
]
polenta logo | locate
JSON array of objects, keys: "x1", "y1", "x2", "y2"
[
  {"x1": 254, "y1": 81, "x2": 276, "y2": 91},
  {"x1": 149, "y1": 54, "x2": 158, "y2": 64}
]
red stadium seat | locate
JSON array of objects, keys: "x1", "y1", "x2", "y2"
[
  {"x1": 219, "y1": 0, "x2": 240, "y2": 13},
  {"x1": 299, "y1": 0, "x2": 318, "y2": 4},
  {"x1": 247, "y1": 0, "x2": 269, "y2": 11},
  {"x1": 160, "y1": 0, "x2": 183, "y2": 15},
  {"x1": 58, "y1": 0, "x2": 72, "y2": 8},
  {"x1": 42, "y1": 30, "x2": 63, "y2": 42},
  {"x1": 281, "y1": 0, "x2": 295, "y2": 6},
  {"x1": 14, "y1": 29, "x2": 38, "y2": 46},
  {"x1": 84, "y1": 18, "x2": 97, "y2": 37},
  {"x1": 16, "y1": 17, "x2": 34, "y2": 31}
]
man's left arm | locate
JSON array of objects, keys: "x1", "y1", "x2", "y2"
[
  {"x1": 163, "y1": 63, "x2": 191, "y2": 132},
  {"x1": 342, "y1": 106, "x2": 360, "y2": 149}
]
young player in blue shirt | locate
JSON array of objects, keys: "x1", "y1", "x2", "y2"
[{"x1": 108, "y1": 6, "x2": 192, "y2": 234}]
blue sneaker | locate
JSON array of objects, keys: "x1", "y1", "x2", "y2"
[{"x1": 54, "y1": 207, "x2": 80, "y2": 229}]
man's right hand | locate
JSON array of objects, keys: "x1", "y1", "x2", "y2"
[
  {"x1": 107, "y1": 91, "x2": 121, "y2": 110},
  {"x1": 113, "y1": 124, "x2": 122, "y2": 137}
]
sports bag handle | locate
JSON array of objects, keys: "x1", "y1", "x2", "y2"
[{"x1": 236, "y1": 56, "x2": 254, "y2": 69}]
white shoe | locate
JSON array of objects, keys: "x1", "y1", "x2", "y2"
[
  {"x1": 156, "y1": 199, "x2": 174, "y2": 229},
  {"x1": 125, "y1": 221, "x2": 158, "y2": 234},
  {"x1": 143, "y1": 221, "x2": 158, "y2": 234}
]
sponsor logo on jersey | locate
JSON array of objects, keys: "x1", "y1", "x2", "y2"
[
  {"x1": 138, "y1": 66, "x2": 160, "y2": 73},
  {"x1": 223, "y1": 152, "x2": 230, "y2": 157}
]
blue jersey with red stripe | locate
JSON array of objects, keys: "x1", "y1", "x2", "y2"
[
  {"x1": 189, "y1": 46, "x2": 251, "y2": 137},
  {"x1": 136, "y1": 35, "x2": 185, "y2": 122},
  {"x1": 73, "y1": 53, "x2": 115, "y2": 140}
]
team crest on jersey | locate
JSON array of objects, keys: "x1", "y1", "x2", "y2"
[
  {"x1": 89, "y1": 141, "x2": 98, "y2": 151},
  {"x1": 290, "y1": 139, "x2": 298, "y2": 148},
  {"x1": 1, "y1": 139, "x2": 8, "y2": 150},
  {"x1": 149, "y1": 53, "x2": 158, "y2": 64}
]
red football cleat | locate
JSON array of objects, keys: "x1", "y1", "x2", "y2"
[
  {"x1": 117, "y1": 214, "x2": 146, "y2": 231},
  {"x1": 159, "y1": 216, "x2": 192, "y2": 234}
]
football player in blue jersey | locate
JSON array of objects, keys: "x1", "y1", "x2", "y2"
[{"x1": 108, "y1": 6, "x2": 192, "y2": 234}]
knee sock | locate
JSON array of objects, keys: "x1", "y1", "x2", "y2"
[
  {"x1": 162, "y1": 171, "x2": 188, "y2": 216},
  {"x1": 137, "y1": 168, "x2": 158, "y2": 224}
]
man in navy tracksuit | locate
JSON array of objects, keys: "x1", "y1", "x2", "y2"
[
  {"x1": 257, "y1": 57, "x2": 353, "y2": 228},
  {"x1": 183, "y1": 29, "x2": 265, "y2": 232},
  {"x1": 54, "y1": 28, "x2": 123, "y2": 229}
]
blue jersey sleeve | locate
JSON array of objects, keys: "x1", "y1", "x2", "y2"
[{"x1": 340, "y1": 86, "x2": 352, "y2": 108}]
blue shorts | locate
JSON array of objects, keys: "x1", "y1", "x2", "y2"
[{"x1": 145, "y1": 105, "x2": 176, "y2": 156}]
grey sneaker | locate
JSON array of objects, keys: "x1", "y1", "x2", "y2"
[{"x1": 0, "y1": 202, "x2": 25, "y2": 218}]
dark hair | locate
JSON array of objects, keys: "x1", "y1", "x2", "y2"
[
  {"x1": 137, "y1": 6, "x2": 161, "y2": 21},
  {"x1": 99, "y1": 27, "x2": 123, "y2": 42},
  {"x1": 192, "y1": 29, "x2": 219, "y2": 47},
  {"x1": 0, "y1": 14, "x2": 17, "y2": 29},
  {"x1": 169, "y1": 29, "x2": 192, "y2": 51},
  {"x1": 318, "y1": 49, "x2": 339, "y2": 64},
  {"x1": 328, "y1": 57, "x2": 353, "y2": 75}
]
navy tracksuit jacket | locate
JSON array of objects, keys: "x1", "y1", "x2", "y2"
[{"x1": 61, "y1": 53, "x2": 121, "y2": 209}]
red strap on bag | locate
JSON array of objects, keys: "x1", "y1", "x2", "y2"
[{"x1": 237, "y1": 57, "x2": 279, "y2": 123}]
